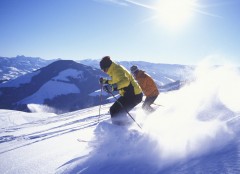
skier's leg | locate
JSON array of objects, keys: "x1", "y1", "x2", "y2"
[
  {"x1": 110, "y1": 98, "x2": 125, "y2": 125},
  {"x1": 142, "y1": 95, "x2": 158, "y2": 113},
  {"x1": 142, "y1": 97, "x2": 151, "y2": 111},
  {"x1": 110, "y1": 93, "x2": 142, "y2": 125},
  {"x1": 148, "y1": 95, "x2": 158, "y2": 106}
]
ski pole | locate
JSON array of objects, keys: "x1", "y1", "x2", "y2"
[
  {"x1": 98, "y1": 84, "x2": 103, "y2": 123},
  {"x1": 108, "y1": 90, "x2": 142, "y2": 129},
  {"x1": 152, "y1": 103, "x2": 164, "y2": 107},
  {"x1": 141, "y1": 99, "x2": 163, "y2": 107}
]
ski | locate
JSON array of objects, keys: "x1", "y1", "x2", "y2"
[{"x1": 77, "y1": 138, "x2": 91, "y2": 143}]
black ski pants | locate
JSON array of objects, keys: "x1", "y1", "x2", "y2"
[
  {"x1": 110, "y1": 92, "x2": 143, "y2": 124},
  {"x1": 142, "y1": 95, "x2": 158, "y2": 111}
]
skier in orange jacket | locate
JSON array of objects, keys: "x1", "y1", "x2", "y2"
[{"x1": 130, "y1": 65, "x2": 159, "y2": 112}]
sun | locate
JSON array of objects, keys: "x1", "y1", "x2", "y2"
[{"x1": 155, "y1": 0, "x2": 197, "y2": 31}]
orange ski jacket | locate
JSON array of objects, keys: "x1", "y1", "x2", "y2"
[{"x1": 135, "y1": 70, "x2": 159, "y2": 97}]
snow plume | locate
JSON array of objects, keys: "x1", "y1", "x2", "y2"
[
  {"x1": 60, "y1": 63, "x2": 240, "y2": 174},
  {"x1": 27, "y1": 104, "x2": 57, "y2": 113},
  {"x1": 194, "y1": 60, "x2": 240, "y2": 114},
  {"x1": 143, "y1": 62, "x2": 240, "y2": 164},
  {"x1": 62, "y1": 121, "x2": 165, "y2": 174}
]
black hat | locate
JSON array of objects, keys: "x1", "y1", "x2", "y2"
[
  {"x1": 100, "y1": 56, "x2": 112, "y2": 70},
  {"x1": 130, "y1": 65, "x2": 139, "y2": 74}
]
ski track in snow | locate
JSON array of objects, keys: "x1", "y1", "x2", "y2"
[
  {"x1": 1, "y1": 103, "x2": 240, "y2": 174},
  {"x1": 0, "y1": 107, "x2": 110, "y2": 153},
  {"x1": 0, "y1": 105, "x2": 111, "y2": 174}
]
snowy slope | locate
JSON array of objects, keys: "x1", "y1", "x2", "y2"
[
  {"x1": 0, "y1": 105, "x2": 111, "y2": 174},
  {"x1": 0, "y1": 64, "x2": 240, "y2": 174}
]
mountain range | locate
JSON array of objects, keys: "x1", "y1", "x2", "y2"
[
  {"x1": 0, "y1": 56, "x2": 194, "y2": 113},
  {"x1": 0, "y1": 55, "x2": 56, "y2": 83}
]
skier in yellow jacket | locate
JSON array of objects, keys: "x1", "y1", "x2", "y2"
[
  {"x1": 99, "y1": 56, "x2": 143, "y2": 125},
  {"x1": 130, "y1": 65, "x2": 159, "y2": 112}
]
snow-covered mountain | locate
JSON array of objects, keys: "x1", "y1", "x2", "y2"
[
  {"x1": 0, "y1": 60, "x2": 109, "y2": 114},
  {"x1": 0, "y1": 57, "x2": 193, "y2": 113},
  {"x1": 0, "y1": 55, "x2": 56, "y2": 83},
  {"x1": 0, "y1": 63, "x2": 240, "y2": 173},
  {"x1": 1, "y1": 56, "x2": 193, "y2": 86}
]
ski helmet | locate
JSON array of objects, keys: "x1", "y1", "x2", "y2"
[{"x1": 100, "y1": 56, "x2": 112, "y2": 71}]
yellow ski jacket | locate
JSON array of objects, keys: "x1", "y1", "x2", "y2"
[{"x1": 106, "y1": 62, "x2": 142, "y2": 96}]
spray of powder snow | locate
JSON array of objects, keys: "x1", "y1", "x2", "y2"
[
  {"x1": 63, "y1": 61, "x2": 240, "y2": 174},
  {"x1": 27, "y1": 104, "x2": 57, "y2": 113},
  {"x1": 142, "y1": 61, "x2": 240, "y2": 163}
]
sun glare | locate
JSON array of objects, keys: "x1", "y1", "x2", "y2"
[{"x1": 155, "y1": 0, "x2": 197, "y2": 31}]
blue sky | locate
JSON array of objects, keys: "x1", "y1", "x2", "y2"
[{"x1": 0, "y1": 0, "x2": 239, "y2": 65}]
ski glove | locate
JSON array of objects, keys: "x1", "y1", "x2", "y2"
[
  {"x1": 103, "y1": 84, "x2": 118, "y2": 94},
  {"x1": 103, "y1": 85, "x2": 112, "y2": 93},
  {"x1": 111, "y1": 84, "x2": 118, "y2": 91},
  {"x1": 99, "y1": 77, "x2": 108, "y2": 84}
]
